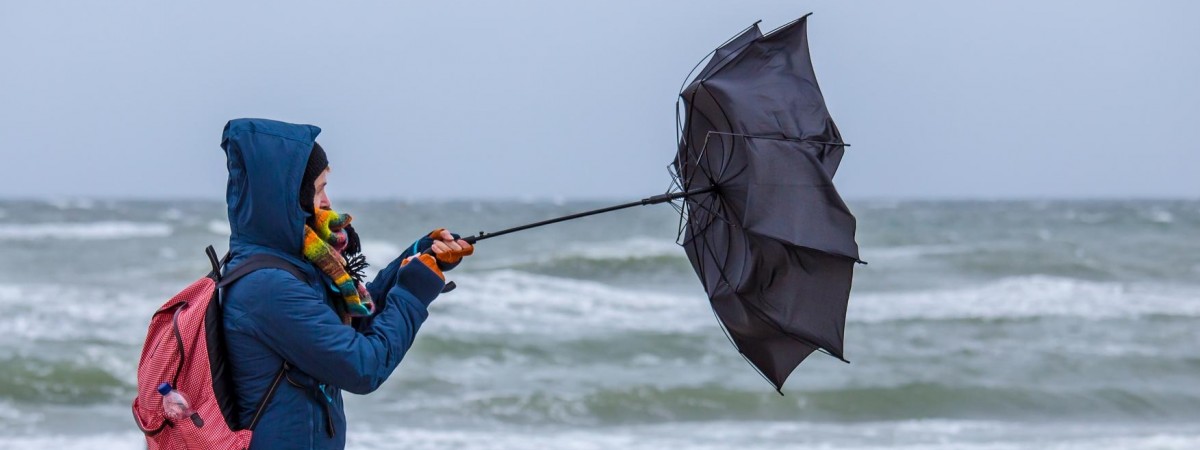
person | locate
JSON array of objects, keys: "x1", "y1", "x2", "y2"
[{"x1": 219, "y1": 118, "x2": 472, "y2": 449}]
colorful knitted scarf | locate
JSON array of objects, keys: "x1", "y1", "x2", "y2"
[{"x1": 303, "y1": 208, "x2": 374, "y2": 319}]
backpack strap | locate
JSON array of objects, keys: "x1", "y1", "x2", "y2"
[
  {"x1": 218, "y1": 253, "x2": 309, "y2": 288},
  {"x1": 247, "y1": 361, "x2": 289, "y2": 431},
  {"x1": 214, "y1": 252, "x2": 309, "y2": 431}
]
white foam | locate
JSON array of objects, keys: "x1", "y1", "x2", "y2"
[
  {"x1": 477, "y1": 236, "x2": 684, "y2": 270},
  {"x1": 0, "y1": 401, "x2": 38, "y2": 424},
  {"x1": 44, "y1": 198, "x2": 96, "y2": 210},
  {"x1": 0, "y1": 222, "x2": 171, "y2": 240},
  {"x1": 429, "y1": 270, "x2": 709, "y2": 336},
  {"x1": 158, "y1": 208, "x2": 184, "y2": 221},
  {"x1": 1, "y1": 422, "x2": 1196, "y2": 450},
  {"x1": 0, "y1": 283, "x2": 162, "y2": 343},
  {"x1": 1144, "y1": 208, "x2": 1175, "y2": 224},
  {"x1": 850, "y1": 276, "x2": 1200, "y2": 322},
  {"x1": 207, "y1": 220, "x2": 231, "y2": 236},
  {"x1": 862, "y1": 244, "x2": 975, "y2": 261},
  {"x1": 557, "y1": 236, "x2": 682, "y2": 260},
  {"x1": 360, "y1": 240, "x2": 402, "y2": 267},
  {"x1": 341, "y1": 421, "x2": 1200, "y2": 450},
  {"x1": 0, "y1": 432, "x2": 142, "y2": 450}
]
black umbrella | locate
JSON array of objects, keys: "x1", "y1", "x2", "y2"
[
  {"x1": 440, "y1": 14, "x2": 860, "y2": 391},
  {"x1": 672, "y1": 14, "x2": 862, "y2": 390}
]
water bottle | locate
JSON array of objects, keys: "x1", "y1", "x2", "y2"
[{"x1": 157, "y1": 382, "x2": 204, "y2": 427}]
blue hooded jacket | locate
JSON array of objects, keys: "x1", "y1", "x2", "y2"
[{"x1": 220, "y1": 119, "x2": 444, "y2": 449}]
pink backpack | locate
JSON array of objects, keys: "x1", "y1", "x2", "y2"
[{"x1": 132, "y1": 246, "x2": 305, "y2": 449}]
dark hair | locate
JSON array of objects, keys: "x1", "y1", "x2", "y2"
[{"x1": 298, "y1": 142, "x2": 329, "y2": 218}]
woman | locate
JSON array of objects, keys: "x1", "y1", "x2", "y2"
[{"x1": 219, "y1": 118, "x2": 471, "y2": 448}]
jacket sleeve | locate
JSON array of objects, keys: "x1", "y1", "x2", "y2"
[
  {"x1": 242, "y1": 262, "x2": 445, "y2": 395},
  {"x1": 356, "y1": 253, "x2": 407, "y2": 331},
  {"x1": 363, "y1": 232, "x2": 461, "y2": 302},
  {"x1": 365, "y1": 253, "x2": 407, "y2": 304}
]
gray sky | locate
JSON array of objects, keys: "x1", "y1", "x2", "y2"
[{"x1": 2, "y1": 1, "x2": 1197, "y2": 200}]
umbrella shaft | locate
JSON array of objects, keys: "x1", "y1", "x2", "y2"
[{"x1": 462, "y1": 186, "x2": 716, "y2": 244}]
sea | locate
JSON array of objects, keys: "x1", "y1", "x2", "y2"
[{"x1": 0, "y1": 198, "x2": 1198, "y2": 449}]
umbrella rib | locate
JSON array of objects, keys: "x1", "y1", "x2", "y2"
[
  {"x1": 680, "y1": 203, "x2": 714, "y2": 246},
  {"x1": 665, "y1": 172, "x2": 690, "y2": 244},
  {"x1": 689, "y1": 190, "x2": 736, "y2": 233},
  {"x1": 762, "y1": 13, "x2": 813, "y2": 38},
  {"x1": 685, "y1": 138, "x2": 747, "y2": 244},
  {"x1": 674, "y1": 164, "x2": 722, "y2": 247},
  {"x1": 675, "y1": 20, "x2": 763, "y2": 97},
  {"x1": 690, "y1": 108, "x2": 720, "y2": 186},
  {"x1": 715, "y1": 163, "x2": 749, "y2": 190},
  {"x1": 708, "y1": 132, "x2": 738, "y2": 185},
  {"x1": 691, "y1": 135, "x2": 717, "y2": 188},
  {"x1": 706, "y1": 92, "x2": 739, "y2": 181},
  {"x1": 693, "y1": 225, "x2": 785, "y2": 391},
  {"x1": 694, "y1": 211, "x2": 848, "y2": 367},
  {"x1": 706, "y1": 302, "x2": 782, "y2": 394},
  {"x1": 688, "y1": 87, "x2": 743, "y2": 186},
  {"x1": 706, "y1": 131, "x2": 849, "y2": 147},
  {"x1": 733, "y1": 237, "x2": 846, "y2": 360},
  {"x1": 743, "y1": 292, "x2": 843, "y2": 361}
]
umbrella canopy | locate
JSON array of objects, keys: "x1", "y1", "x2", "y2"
[{"x1": 673, "y1": 14, "x2": 861, "y2": 391}]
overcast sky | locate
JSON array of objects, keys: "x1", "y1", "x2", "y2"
[{"x1": 2, "y1": 1, "x2": 1197, "y2": 200}]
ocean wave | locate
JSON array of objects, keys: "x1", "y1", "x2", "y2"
[
  {"x1": 2, "y1": 422, "x2": 1199, "y2": 450},
  {"x1": 0, "y1": 222, "x2": 172, "y2": 240},
  {"x1": 428, "y1": 270, "x2": 710, "y2": 336},
  {"x1": 0, "y1": 433, "x2": 144, "y2": 450},
  {"x1": 347, "y1": 431, "x2": 1200, "y2": 450},
  {"x1": 323, "y1": 421, "x2": 1200, "y2": 450},
  {"x1": 157, "y1": 208, "x2": 185, "y2": 221},
  {"x1": 1142, "y1": 207, "x2": 1175, "y2": 224},
  {"x1": 0, "y1": 357, "x2": 129, "y2": 404},
  {"x1": 414, "y1": 383, "x2": 1200, "y2": 425},
  {"x1": 0, "y1": 283, "x2": 161, "y2": 343},
  {"x1": 43, "y1": 198, "x2": 96, "y2": 210},
  {"x1": 850, "y1": 276, "x2": 1200, "y2": 322},
  {"x1": 554, "y1": 237, "x2": 684, "y2": 261},
  {"x1": 468, "y1": 237, "x2": 693, "y2": 282},
  {"x1": 860, "y1": 244, "x2": 976, "y2": 261},
  {"x1": 477, "y1": 237, "x2": 686, "y2": 269}
]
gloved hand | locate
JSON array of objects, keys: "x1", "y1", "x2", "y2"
[
  {"x1": 396, "y1": 253, "x2": 447, "y2": 305},
  {"x1": 402, "y1": 228, "x2": 474, "y2": 271},
  {"x1": 401, "y1": 253, "x2": 444, "y2": 281}
]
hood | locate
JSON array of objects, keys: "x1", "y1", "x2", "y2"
[{"x1": 221, "y1": 118, "x2": 321, "y2": 259}]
